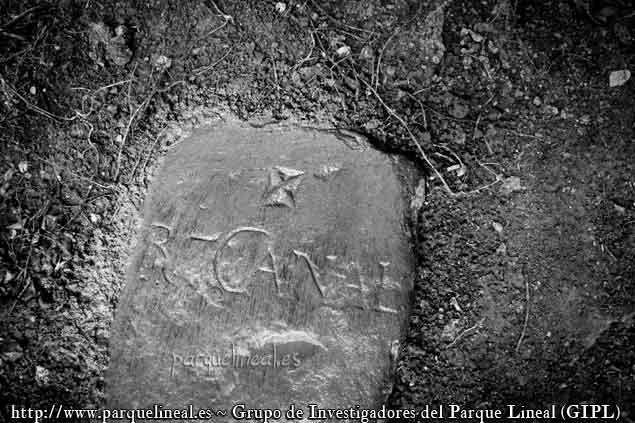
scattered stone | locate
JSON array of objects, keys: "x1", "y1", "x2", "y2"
[
  {"x1": 152, "y1": 54, "x2": 172, "y2": 70},
  {"x1": 1, "y1": 341, "x2": 23, "y2": 363},
  {"x1": 88, "y1": 22, "x2": 133, "y2": 67},
  {"x1": 452, "y1": 127, "x2": 467, "y2": 145},
  {"x1": 336, "y1": 45, "x2": 351, "y2": 57},
  {"x1": 473, "y1": 22, "x2": 495, "y2": 33},
  {"x1": 447, "y1": 164, "x2": 467, "y2": 177},
  {"x1": 275, "y1": 2, "x2": 286, "y2": 13},
  {"x1": 450, "y1": 297, "x2": 462, "y2": 312},
  {"x1": 487, "y1": 40, "x2": 499, "y2": 54},
  {"x1": 500, "y1": 176, "x2": 523, "y2": 195},
  {"x1": 441, "y1": 319, "x2": 462, "y2": 341},
  {"x1": 360, "y1": 45, "x2": 374, "y2": 60},
  {"x1": 609, "y1": 70, "x2": 631, "y2": 87},
  {"x1": 35, "y1": 365, "x2": 50, "y2": 385},
  {"x1": 60, "y1": 187, "x2": 83, "y2": 206},
  {"x1": 343, "y1": 76, "x2": 360, "y2": 92},
  {"x1": 506, "y1": 268, "x2": 525, "y2": 290},
  {"x1": 444, "y1": 349, "x2": 467, "y2": 368},
  {"x1": 460, "y1": 28, "x2": 484, "y2": 43},
  {"x1": 450, "y1": 103, "x2": 469, "y2": 119},
  {"x1": 545, "y1": 105, "x2": 559, "y2": 115},
  {"x1": 492, "y1": 221, "x2": 503, "y2": 235}
]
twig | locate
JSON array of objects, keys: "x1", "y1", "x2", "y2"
[
  {"x1": 362, "y1": 80, "x2": 503, "y2": 196},
  {"x1": 515, "y1": 277, "x2": 530, "y2": 353},
  {"x1": 405, "y1": 92, "x2": 428, "y2": 129},
  {"x1": 193, "y1": 48, "x2": 232, "y2": 75},
  {"x1": 271, "y1": 57, "x2": 280, "y2": 92},
  {"x1": 72, "y1": 79, "x2": 132, "y2": 118},
  {"x1": 2, "y1": 6, "x2": 42, "y2": 28},
  {"x1": 374, "y1": 31, "x2": 398, "y2": 89},
  {"x1": 72, "y1": 79, "x2": 132, "y2": 95},
  {"x1": 129, "y1": 127, "x2": 167, "y2": 184},
  {"x1": 157, "y1": 80, "x2": 185, "y2": 93},
  {"x1": 203, "y1": 0, "x2": 234, "y2": 24},
  {"x1": 478, "y1": 161, "x2": 503, "y2": 177},
  {"x1": 113, "y1": 95, "x2": 152, "y2": 181},
  {"x1": 2, "y1": 76, "x2": 78, "y2": 122},
  {"x1": 112, "y1": 76, "x2": 178, "y2": 182},
  {"x1": 207, "y1": 19, "x2": 229, "y2": 36},
  {"x1": 204, "y1": 0, "x2": 234, "y2": 38},
  {"x1": 372, "y1": 0, "x2": 430, "y2": 88},
  {"x1": 0, "y1": 30, "x2": 27, "y2": 41},
  {"x1": 12, "y1": 146, "x2": 118, "y2": 191},
  {"x1": 308, "y1": 0, "x2": 375, "y2": 35},
  {"x1": 8, "y1": 228, "x2": 39, "y2": 316},
  {"x1": 503, "y1": 128, "x2": 544, "y2": 140},
  {"x1": 361, "y1": 79, "x2": 458, "y2": 195},
  {"x1": 473, "y1": 94, "x2": 495, "y2": 153},
  {"x1": 463, "y1": 175, "x2": 503, "y2": 194},
  {"x1": 436, "y1": 144, "x2": 464, "y2": 168},
  {"x1": 78, "y1": 120, "x2": 97, "y2": 160},
  {"x1": 292, "y1": 32, "x2": 316, "y2": 71},
  {"x1": 446, "y1": 318, "x2": 485, "y2": 349}
]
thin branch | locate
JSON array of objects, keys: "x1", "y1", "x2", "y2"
[
  {"x1": 447, "y1": 318, "x2": 485, "y2": 349},
  {"x1": 113, "y1": 90, "x2": 155, "y2": 181},
  {"x1": 2, "y1": 76, "x2": 78, "y2": 122},
  {"x1": 362, "y1": 80, "x2": 503, "y2": 196},
  {"x1": 12, "y1": 146, "x2": 118, "y2": 192},
  {"x1": 193, "y1": 48, "x2": 232, "y2": 75},
  {"x1": 516, "y1": 277, "x2": 530, "y2": 353},
  {"x1": 361, "y1": 79, "x2": 458, "y2": 195}
]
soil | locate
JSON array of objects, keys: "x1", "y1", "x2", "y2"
[{"x1": 0, "y1": 0, "x2": 633, "y2": 421}]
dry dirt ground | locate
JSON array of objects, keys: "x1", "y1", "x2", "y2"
[{"x1": 0, "y1": 0, "x2": 633, "y2": 421}]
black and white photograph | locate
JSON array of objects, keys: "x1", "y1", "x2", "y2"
[{"x1": 0, "y1": 0, "x2": 633, "y2": 422}]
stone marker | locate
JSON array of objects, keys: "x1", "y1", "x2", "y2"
[{"x1": 106, "y1": 121, "x2": 416, "y2": 419}]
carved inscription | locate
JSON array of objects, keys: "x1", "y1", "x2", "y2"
[
  {"x1": 107, "y1": 125, "x2": 416, "y2": 414},
  {"x1": 292, "y1": 250, "x2": 326, "y2": 297},
  {"x1": 212, "y1": 227, "x2": 271, "y2": 294},
  {"x1": 257, "y1": 249, "x2": 281, "y2": 293},
  {"x1": 144, "y1": 227, "x2": 401, "y2": 315},
  {"x1": 149, "y1": 222, "x2": 176, "y2": 286}
]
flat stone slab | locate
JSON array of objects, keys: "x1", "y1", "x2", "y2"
[{"x1": 106, "y1": 122, "x2": 415, "y2": 416}]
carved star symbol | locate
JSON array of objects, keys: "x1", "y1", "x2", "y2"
[{"x1": 263, "y1": 166, "x2": 305, "y2": 208}]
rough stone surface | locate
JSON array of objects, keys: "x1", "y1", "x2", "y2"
[{"x1": 106, "y1": 122, "x2": 415, "y2": 415}]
